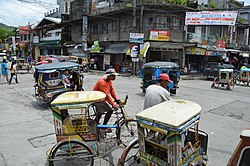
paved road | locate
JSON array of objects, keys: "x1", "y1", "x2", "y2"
[{"x1": 0, "y1": 71, "x2": 249, "y2": 166}]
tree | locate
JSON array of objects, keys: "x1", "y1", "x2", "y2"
[
  {"x1": 167, "y1": 0, "x2": 188, "y2": 5},
  {"x1": 0, "y1": 28, "x2": 15, "y2": 42}
]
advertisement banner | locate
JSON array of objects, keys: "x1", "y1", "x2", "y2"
[
  {"x1": 149, "y1": 30, "x2": 170, "y2": 41},
  {"x1": 19, "y1": 26, "x2": 30, "y2": 35},
  {"x1": 216, "y1": 40, "x2": 226, "y2": 50},
  {"x1": 186, "y1": 47, "x2": 206, "y2": 55},
  {"x1": 129, "y1": 33, "x2": 144, "y2": 43},
  {"x1": 185, "y1": 11, "x2": 238, "y2": 26}
]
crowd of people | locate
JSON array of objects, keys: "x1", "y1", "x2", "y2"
[{"x1": 0, "y1": 56, "x2": 18, "y2": 85}]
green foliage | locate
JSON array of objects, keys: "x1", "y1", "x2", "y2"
[
  {"x1": 0, "y1": 23, "x2": 15, "y2": 41},
  {"x1": 167, "y1": 0, "x2": 188, "y2": 5},
  {"x1": 208, "y1": 2, "x2": 216, "y2": 8}
]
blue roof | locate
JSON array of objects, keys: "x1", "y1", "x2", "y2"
[
  {"x1": 35, "y1": 62, "x2": 79, "y2": 71},
  {"x1": 143, "y1": 61, "x2": 179, "y2": 68}
]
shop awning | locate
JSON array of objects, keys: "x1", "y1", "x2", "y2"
[
  {"x1": 150, "y1": 42, "x2": 195, "y2": 51},
  {"x1": 105, "y1": 44, "x2": 130, "y2": 54},
  {"x1": 34, "y1": 40, "x2": 61, "y2": 47}
]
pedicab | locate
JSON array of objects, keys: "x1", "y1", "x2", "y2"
[
  {"x1": 16, "y1": 58, "x2": 32, "y2": 73},
  {"x1": 140, "y1": 61, "x2": 180, "y2": 94},
  {"x1": 119, "y1": 99, "x2": 208, "y2": 166},
  {"x1": 228, "y1": 128, "x2": 250, "y2": 166},
  {"x1": 234, "y1": 68, "x2": 250, "y2": 86},
  {"x1": 211, "y1": 69, "x2": 234, "y2": 90},
  {"x1": 47, "y1": 91, "x2": 138, "y2": 166},
  {"x1": 34, "y1": 62, "x2": 84, "y2": 103}
]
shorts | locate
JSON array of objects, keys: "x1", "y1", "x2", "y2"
[{"x1": 92, "y1": 101, "x2": 113, "y2": 114}]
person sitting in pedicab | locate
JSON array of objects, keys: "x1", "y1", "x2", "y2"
[{"x1": 61, "y1": 69, "x2": 75, "y2": 89}]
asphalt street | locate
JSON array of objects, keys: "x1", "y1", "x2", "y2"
[{"x1": 0, "y1": 71, "x2": 250, "y2": 166}]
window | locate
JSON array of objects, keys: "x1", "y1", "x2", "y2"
[
  {"x1": 147, "y1": 17, "x2": 153, "y2": 28},
  {"x1": 103, "y1": 23, "x2": 107, "y2": 34},
  {"x1": 187, "y1": 25, "x2": 195, "y2": 33},
  {"x1": 93, "y1": 25, "x2": 98, "y2": 34},
  {"x1": 210, "y1": 26, "x2": 221, "y2": 37},
  {"x1": 49, "y1": 71, "x2": 60, "y2": 79},
  {"x1": 55, "y1": 32, "x2": 60, "y2": 36},
  {"x1": 173, "y1": 17, "x2": 181, "y2": 30},
  {"x1": 98, "y1": 24, "x2": 102, "y2": 34},
  {"x1": 155, "y1": 16, "x2": 170, "y2": 29},
  {"x1": 107, "y1": 22, "x2": 113, "y2": 33},
  {"x1": 239, "y1": 147, "x2": 250, "y2": 166}
]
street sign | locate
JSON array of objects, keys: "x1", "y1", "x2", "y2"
[{"x1": 132, "y1": 58, "x2": 139, "y2": 62}]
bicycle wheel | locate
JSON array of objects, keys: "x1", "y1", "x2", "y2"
[
  {"x1": 119, "y1": 119, "x2": 138, "y2": 147},
  {"x1": 49, "y1": 140, "x2": 94, "y2": 166},
  {"x1": 119, "y1": 139, "x2": 141, "y2": 166}
]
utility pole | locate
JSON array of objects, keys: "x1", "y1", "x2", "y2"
[
  {"x1": 133, "y1": 0, "x2": 137, "y2": 30},
  {"x1": 82, "y1": 15, "x2": 88, "y2": 54}
]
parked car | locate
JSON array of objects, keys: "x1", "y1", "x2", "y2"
[{"x1": 203, "y1": 62, "x2": 235, "y2": 79}]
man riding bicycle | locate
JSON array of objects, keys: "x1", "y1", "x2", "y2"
[{"x1": 93, "y1": 68, "x2": 120, "y2": 131}]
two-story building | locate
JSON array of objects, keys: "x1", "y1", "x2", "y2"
[
  {"x1": 33, "y1": 17, "x2": 62, "y2": 58},
  {"x1": 60, "y1": 0, "x2": 197, "y2": 71}
]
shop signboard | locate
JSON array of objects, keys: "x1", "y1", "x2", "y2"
[
  {"x1": 186, "y1": 47, "x2": 206, "y2": 55},
  {"x1": 129, "y1": 33, "x2": 144, "y2": 43},
  {"x1": 185, "y1": 11, "x2": 238, "y2": 26},
  {"x1": 149, "y1": 30, "x2": 170, "y2": 41},
  {"x1": 216, "y1": 40, "x2": 226, "y2": 50}
]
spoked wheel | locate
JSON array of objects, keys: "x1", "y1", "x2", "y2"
[
  {"x1": 119, "y1": 119, "x2": 138, "y2": 147},
  {"x1": 211, "y1": 77, "x2": 219, "y2": 88},
  {"x1": 234, "y1": 77, "x2": 241, "y2": 85},
  {"x1": 118, "y1": 139, "x2": 141, "y2": 166},
  {"x1": 49, "y1": 140, "x2": 94, "y2": 166}
]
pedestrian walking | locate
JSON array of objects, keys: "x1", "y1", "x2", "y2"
[
  {"x1": 1, "y1": 59, "x2": 9, "y2": 84},
  {"x1": 9, "y1": 60, "x2": 18, "y2": 84}
]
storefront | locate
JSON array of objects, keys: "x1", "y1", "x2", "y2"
[
  {"x1": 148, "y1": 42, "x2": 188, "y2": 68},
  {"x1": 104, "y1": 43, "x2": 130, "y2": 72},
  {"x1": 185, "y1": 47, "x2": 207, "y2": 73}
]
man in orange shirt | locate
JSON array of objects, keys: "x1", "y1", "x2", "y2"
[{"x1": 93, "y1": 68, "x2": 120, "y2": 125}]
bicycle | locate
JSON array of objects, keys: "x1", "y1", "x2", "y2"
[
  {"x1": 47, "y1": 91, "x2": 138, "y2": 166},
  {"x1": 87, "y1": 95, "x2": 138, "y2": 147}
]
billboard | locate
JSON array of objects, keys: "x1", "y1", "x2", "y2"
[
  {"x1": 129, "y1": 33, "x2": 144, "y2": 43},
  {"x1": 185, "y1": 11, "x2": 238, "y2": 26},
  {"x1": 149, "y1": 30, "x2": 170, "y2": 41}
]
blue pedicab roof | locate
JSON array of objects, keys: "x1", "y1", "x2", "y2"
[
  {"x1": 143, "y1": 61, "x2": 179, "y2": 68},
  {"x1": 241, "y1": 68, "x2": 250, "y2": 72},
  {"x1": 35, "y1": 62, "x2": 79, "y2": 72}
]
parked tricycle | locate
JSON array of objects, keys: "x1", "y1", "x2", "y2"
[
  {"x1": 47, "y1": 91, "x2": 137, "y2": 165},
  {"x1": 211, "y1": 69, "x2": 234, "y2": 90},
  {"x1": 16, "y1": 58, "x2": 32, "y2": 73},
  {"x1": 119, "y1": 99, "x2": 208, "y2": 166},
  {"x1": 234, "y1": 68, "x2": 250, "y2": 86},
  {"x1": 140, "y1": 61, "x2": 180, "y2": 94},
  {"x1": 34, "y1": 62, "x2": 84, "y2": 103}
]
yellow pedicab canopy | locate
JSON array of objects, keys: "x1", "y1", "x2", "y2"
[
  {"x1": 51, "y1": 91, "x2": 106, "y2": 109},
  {"x1": 136, "y1": 99, "x2": 202, "y2": 132}
]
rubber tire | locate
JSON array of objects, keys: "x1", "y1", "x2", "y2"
[
  {"x1": 49, "y1": 140, "x2": 94, "y2": 166},
  {"x1": 119, "y1": 120, "x2": 138, "y2": 147},
  {"x1": 119, "y1": 139, "x2": 140, "y2": 166},
  {"x1": 235, "y1": 77, "x2": 241, "y2": 85}
]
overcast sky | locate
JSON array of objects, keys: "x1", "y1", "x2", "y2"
[
  {"x1": 0, "y1": 0, "x2": 250, "y2": 27},
  {"x1": 0, "y1": 0, "x2": 58, "y2": 27}
]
